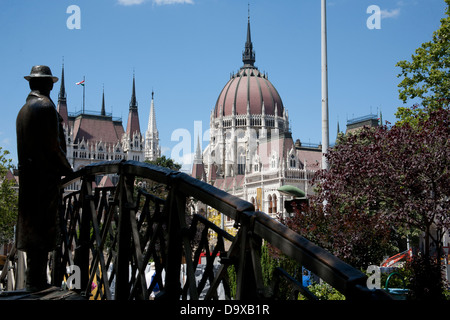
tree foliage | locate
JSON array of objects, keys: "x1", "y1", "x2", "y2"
[
  {"x1": 138, "y1": 155, "x2": 182, "y2": 198},
  {"x1": 282, "y1": 106, "x2": 449, "y2": 270},
  {"x1": 275, "y1": 2, "x2": 450, "y2": 295},
  {"x1": 396, "y1": 0, "x2": 450, "y2": 123},
  {"x1": 378, "y1": 107, "x2": 450, "y2": 257},
  {"x1": 145, "y1": 155, "x2": 181, "y2": 171},
  {"x1": 281, "y1": 194, "x2": 394, "y2": 270},
  {"x1": 0, "y1": 147, "x2": 18, "y2": 244}
]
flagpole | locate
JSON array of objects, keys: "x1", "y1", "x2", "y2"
[
  {"x1": 83, "y1": 75, "x2": 85, "y2": 114},
  {"x1": 321, "y1": 0, "x2": 329, "y2": 171}
]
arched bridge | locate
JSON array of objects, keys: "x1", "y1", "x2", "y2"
[{"x1": 1, "y1": 160, "x2": 391, "y2": 300}]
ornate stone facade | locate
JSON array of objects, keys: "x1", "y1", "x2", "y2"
[
  {"x1": 56, "y1": 66, "x2": 160, "y2": 177},
  {"x1": 194, "y1": 17, "x2": 323, "y2": 219}
]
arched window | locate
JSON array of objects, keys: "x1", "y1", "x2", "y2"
[
  {"x1": 272, "y1": 194, "x2": 277, "y2": 213},
  {"x1": 290, "y1": 154, "x2": 296, "y2": 168},
  {"x1": 271, "y1": 154, "x2": 277, "y2": 169},
  {"x1": 268, "y1": 194, "x2": 273, "y2": 214},
  {"x1": 237, "y1": 148, "x2": 246, "y2": 175}
]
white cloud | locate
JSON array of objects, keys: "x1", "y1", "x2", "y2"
[{"x1": 381, "y1": 8, "x2": 401, "y2": 19}]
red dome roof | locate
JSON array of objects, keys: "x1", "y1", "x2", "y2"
[{"x1": 214, "y1": 67, "x2": 284, "y2": 119}]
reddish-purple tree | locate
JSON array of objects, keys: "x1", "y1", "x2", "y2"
[
  {"x1": 378, "y1": 106, "x2": 450, "y2": 258},
  {"x1": 284, "y1": 106, "x2": 449, "y2": 271},
  {"x1": 280, "y1": 202, "x2": 393, "y2": 270}
]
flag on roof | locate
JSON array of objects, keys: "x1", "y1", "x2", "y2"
[{"x1": 76, "y1": 80, "x2": 85, "y2": 86}]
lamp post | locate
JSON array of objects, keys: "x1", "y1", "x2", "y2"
[{"x1": 321, "y1": 0, "x2": 329, "y2": 171}]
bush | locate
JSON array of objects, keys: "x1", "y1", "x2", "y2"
[
  {"x1": 304, "y1": 283, "x2": 345, "y2": 300},
  {"x1": 405, "y1": 254, "x2": 447, "y2": 300}
]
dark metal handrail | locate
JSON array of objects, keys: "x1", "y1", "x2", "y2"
[{"x1": 50, "y1": 160, "x2": 389, "y2": 300}]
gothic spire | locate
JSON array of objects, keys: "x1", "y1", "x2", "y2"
[
  {"x1": 147, "y1": 90, "x2": 157, "y2": 134},
  {"x1": 126, "y1": 72, "x2": 141, "y2": 136},
  {"x1": 57, "y1": 61, "x2": 69, "y2": 126},
  {"x1": 101, "y1": 86, "x2": 106, "y2": 116},
  {"x1": 129, "y1": 72, "x2": 138, "y2": 109},
  {"x1": 242, "y1": 5, "x2": 255, "y2": 67},
  {"x1": 145, "y1": 90, "x2": 160, "y2": 161},
  {"x1": 58, "y1": 59, "x2": 66, "y2": 100},
  {"x1": 194, "y1": 134, "x2": 203, "y2": 164}
]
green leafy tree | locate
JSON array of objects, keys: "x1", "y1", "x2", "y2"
[
  {"x1": 396, "y1": 0, "x2": 450, "y2": 124},
  {"x1": 282, "y1": 128, "x2": 398, "y2": 270},
  {"x1": 306, "y1": 283, "x2": 345, "y2": 300},
  {"x1": 0, "y1": 147, "x2": 18, "y2": 245},
  {"x1": 145, "y1": 155, "x2": 181, "y2": 171},
  {"x1": 137, "y1": 156, "x2": 182, "y2": 198}
]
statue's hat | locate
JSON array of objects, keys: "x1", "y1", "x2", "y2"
[{"x1": 24, "y1": 65, "x2": 58, "y2": 83}]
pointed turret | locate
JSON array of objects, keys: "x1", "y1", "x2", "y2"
[
  {"x1": 193, "y1": 134, "x2": 203, "y2": 165},
  {"x1": 59, "y1": 62, "x2": 66, "y2": 100},
  {"x1": 126, "y1": 73, "x2": 141, "y2": 136},
  {"x1": 57, "y1": 62, "x2": 69, "y2": 126},
  {"x1": 145, "y1": 90, "x2": 161, "y2": 161},
  {"x1": 130, "y1": 72, "x2": 138, "y2": 109},
  {"x1": 148, "y1": 91, "x2": 157, "y2": 134},
  {"x1": 192, "y1": 134, "x2": 206, "y2": 181},
  {"x1": 242, "y1": 8, "x2": 255, "y2": 67},
  {"x1": 101, "y1": 87, "x2": 106, "y2": 116}
]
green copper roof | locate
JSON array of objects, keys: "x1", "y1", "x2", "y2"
[{"x1": 278, "y1": 185, "x2": 306, "y2": 198}]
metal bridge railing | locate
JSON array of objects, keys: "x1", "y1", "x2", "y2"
[{"x1": 3, "y1": 160, "x2": 391, "y2": 300}]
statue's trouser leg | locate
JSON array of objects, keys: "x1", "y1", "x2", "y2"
[{"x1": 26, "y1": 248, "x2": 49, "y2": 292}]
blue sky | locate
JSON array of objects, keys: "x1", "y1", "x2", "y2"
[{"x1": 0, "y1": 0, "x2": 447, "y2": 170}]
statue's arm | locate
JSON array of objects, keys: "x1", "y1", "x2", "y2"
[{"x1": 41, "y1": 104, "x2": 73, "y2": 175}]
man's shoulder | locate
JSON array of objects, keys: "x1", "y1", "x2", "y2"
[
  {"x1": 24, "y1": 91, "x2": 55, "y2": 110},
  {"x1": 18, "y1": 93, "x2": 56, "y2": 123},
  {"x1": 27, "y1": 91, "x2": 53, "y2": 104}
]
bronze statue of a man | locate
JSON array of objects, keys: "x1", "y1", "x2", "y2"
[{"x1": 16, "y1": 65, "x2": 73, "y2": 291}]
